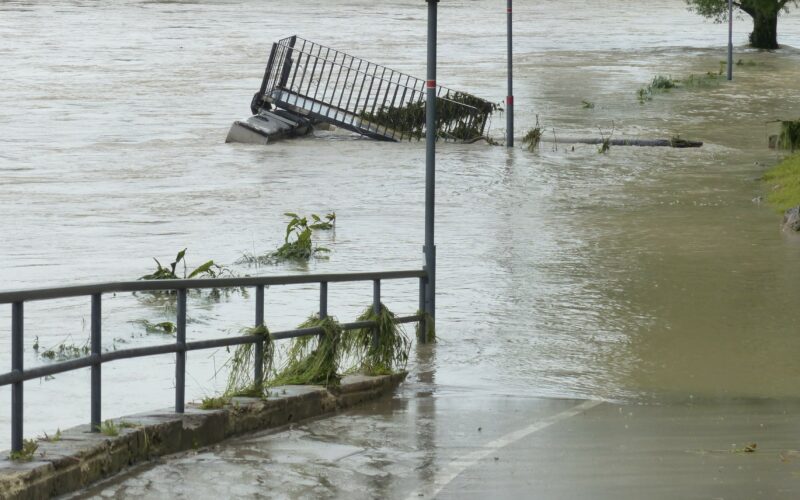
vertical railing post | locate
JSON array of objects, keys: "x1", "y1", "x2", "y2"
[
  {"x1": 506, "y1": 0, "x2": 514, "y2": 147},
  {"x1": 727, "y1": 0, "x2": 733, "y2": 81},
  {"x1": 424, "y1": 0, "x2": 438, "y2": 326},
  {"x1": 254, "y1": 285, "x2": 265, "y2": 389},
  {"x1": 91, "y1": 294, "x2": 102, "y2": 432},
  {"x1": 11, "y1": 302, "x2": 23, "y2": 453},
  {"x1": 175, "y1": 289, "x2": 187, "y2": 413},
  {"x1": 418, "y1": 275, "x2": 428, "y2": 343},
  {"x1": 319, "y1": 282, "x2": 328, "y2": 319},
  {"x1": 372, "y1": 280, "x2": 381, "y2": 350}
]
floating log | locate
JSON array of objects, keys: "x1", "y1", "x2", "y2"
[{"x1": 542, "y1": 138, "x2": 703, "y2": 148}]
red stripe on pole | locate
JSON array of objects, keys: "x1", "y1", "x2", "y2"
[
  {"x1": 426, "y1": 80, "x2": 436, "y2": 88},
  {"x1": 507, "y1": 96, "x2": 514, "y2": 105},
  {"x1": 507, "y1": 8, "x2": 512, "y2": 13}
]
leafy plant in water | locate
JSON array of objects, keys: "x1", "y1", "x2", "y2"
[
  {"x1": 140, "y1": 249, "x2": 223, "y2": 281},
  {"x1": 637, "y1": 87, "x2": 652, "y2": 104},
  {"x1": 223, "y1": 324, "x2": 273, "y2": 397},
  {"x1": 308, "y1": 212, "x2": 336, "y2": 230},
  {"x1": 415, "y1": 310, "x2": 436, "y2": 343},
  {"x1": 131, "y1": 319, "x2": 177, "y2": 335},
  {"x1": 39, "y1": 341, "x2": 90, "y2": 361},
  {"x1": 238, "y1": 213, "x2": 331, "y2": 265},
  {"x1": 581, "y1": 100, "x2": 595, "y2": 109},
  {"x1": 8, "y1": 439, "x2": 38, "y2": 462},
  {"x1": 650, "y1": 75, "x2": 677, "y2": 90},
  {"x1": 271, "y1": 315, "x2": 342, "y2": 387},
  {"x1": 342, "y1": 304, "x2": 410, "y2": 375}
]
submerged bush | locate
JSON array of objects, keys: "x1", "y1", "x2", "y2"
[
  {"x1": 778, "y1": 120, "x2": 800, "y2": 152},
  {"x1": 140, "y1": 249, "x2": 224, "y2": 281}
]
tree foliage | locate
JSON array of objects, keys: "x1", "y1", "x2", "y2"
[{"x1": 686, "y1": 0, "x2": 798, "y2": 48}]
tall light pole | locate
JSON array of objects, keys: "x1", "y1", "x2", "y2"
[
  {"x1": 424, "y1": 0, "x2": 438, "y2": 331},
  {"x1": 506, "y1": 0, "x2": 514, "y2": 147},
  {"x1": 727, "y1": 0, "x2": 733, "y2": 81}
]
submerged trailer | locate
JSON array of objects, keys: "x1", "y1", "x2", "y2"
[{"x1": 227, "y1": 36, "x2": 497, "y2": 144}]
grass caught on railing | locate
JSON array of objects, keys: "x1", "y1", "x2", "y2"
[
  {"x1": 271, "y1": 315, "x2": 342, "y2": 387},
  {"x1": 342, "y1": 304, "x2": 410, "y2": 375},
  {"x1": 223, "y1": 324, "x2": 273, "y2": 397},
  {"x1": 238, "y1": 213, "x2": 332, "y2": 265}
]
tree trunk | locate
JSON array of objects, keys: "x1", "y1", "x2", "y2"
[{"x1": 749, "y1": 10, "x2": 779, "y2": 49}]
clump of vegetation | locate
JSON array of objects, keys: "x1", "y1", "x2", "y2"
[
  {"x1": 778, "y1": 120, "x2": 800, "y2": 152},
  {"x1": 681, "y1": 72, "x2": 723, "y2": 88},
  {"x1": 762, "y1": 153, "x2": 800, "y2": 212},
  {"x1": 637, "y1": 87, "x2": 652, "y2": 104},
  {"x1": 597, "y1": 122, "x2": 615, "y2": 155},
  {"x1": 40, "y1": 429, "x2": 62, "y2": 442},
  {"x1": 200, "y1": 396, "x2": 229, "y2": 409},
  {"x1": 223, "y1": 325, "x2": 273, "y2": 397},
  {"x1": 271, "y1": 315, "x2": 342, "y2": 387},
  {"x1": 650, "y1": 75, "x2": 677, "y2": 90},
  {"x1": 736, "y1": 59, "x2": 758, "y2": 67},
  {"x1": 37, "y1": 340, "x2": 90, "y2": 361},
  {"x1": 309, "y1": 212, "x2": 336, "y2": 230},
  {"x1": 415, "y1": 310, "x2": 436, "y2": 343},
  {"x1": 140, "y1": 249, "x2": 225, "y2": 281},
  {"x1": 522, "y1": 116, "x2": 543, "y2": 152},
  {"x1": 8, "y1": 439, "x2": 38, "y2": 462},
  {"x1": 131, "y1": 319, "x2": 177, "y2": 335},
  {"x1": 581, "y1": 100, "x2": 595, "y2": 109},
  {"x1": 342, "y1": 304, "x2": 410, "y2": 375},
  {"x1": 238, "y1": 213, "x2": 332, "y2": 265},
  {"x1": 98, "y1": 420, "x2": 119, "y2": 437}
]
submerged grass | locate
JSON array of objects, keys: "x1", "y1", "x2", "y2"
[
  {"x1": 342, "y1": 304, "x2": 410, "y2": 375},
  {"x1": 271, "y1": 316, "x2": 342, "y2": 387},
  {"x1": 763, "y1": 153, "x2": 800, "y2": 212},
  {"x1": 223, "y1": 324, "x2": 273, "y2": 398}
]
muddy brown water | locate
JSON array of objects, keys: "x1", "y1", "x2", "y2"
[{"x1": 1, "y1": 0, "x2": 799, "y2": 449}]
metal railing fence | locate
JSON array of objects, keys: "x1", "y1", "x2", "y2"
[
  {"x1": 0, "y1": 269, "x2": 428, "y2": 453},
  {"x1": 252, "y1": 36, "x2": 494, "y2": 142}
]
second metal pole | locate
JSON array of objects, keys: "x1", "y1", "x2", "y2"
[
  {"x1": 507, "y1": 0, "x2": 514, "y2": 147},
  {"x1": 424, "y1": 0, "x2": 438, "y2": 329},
  {"x1": 727, "y1": 0, "x2": 733, "y2": 81}
]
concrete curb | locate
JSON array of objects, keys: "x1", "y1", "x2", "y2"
[{"x1": 0, "y1": 372, "x2": 406, "y2": 499}]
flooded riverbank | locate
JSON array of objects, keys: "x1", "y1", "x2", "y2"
[{"x1": 1, "y1": 0, "x2": 800, "y2": 449}]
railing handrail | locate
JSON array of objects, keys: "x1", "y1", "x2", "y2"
[
  {"x1": 0, "y1": 269, "x2": 427, "y2": 304},
  {"x1": 278, "y1": 36, "x2": 479, "y2": 102}
]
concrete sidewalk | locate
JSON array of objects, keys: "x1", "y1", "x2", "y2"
[{"x1": 72, "y1": 373, "x2": 800, "y2": 499}]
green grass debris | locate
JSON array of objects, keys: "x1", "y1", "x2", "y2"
[
  {"x1": 8, "y1": 439, "x2": 38, "y2": 462},
  {"x1": 223, "y1": 324, "x2": 273, "y2": 398},
  {"x1": 271, "y1": 315, "x2": 342, "y2": 387},
  {"x1": 238, "y1": 213, "x2": 331, "y2": 265},
  {"x1": 342, "y1": 304, "x2": 410, "y2": 375}
]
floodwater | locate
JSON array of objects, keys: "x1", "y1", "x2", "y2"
[{"x1": 1, "y1": 0, "x2": 800, "y2": 450}]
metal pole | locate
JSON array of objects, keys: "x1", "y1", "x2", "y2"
[
  {"x1": 91, "y1": 294, "x2": 101, "y2": 432},
  {"x1": 254, "y1": 285, "x2": 264, "y2": 388},
  {"x1": 507, "y1": 0, "x2": 514, "y2": 147},
  {"x1": 372, "y1": 280, "x2": 381, "y2": 350},
  {"x1": 11, "y1": 302, "x2": 23, "y2": 452},
  {"x1": 424, "y1": 0, "x2": 438, "y2": 333},
  {"x1": 727, "y1": 0, "x2": 733, "y2": 81},
  {"x1": 319, "y1": 282, "x2": 328, "y2": 319},
  {"x1": 418, "y1": 276, "x2": 427, "y2": 343},
  {"x1": 175, "y1": 289, "x2": 186, "y2": 413}
]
